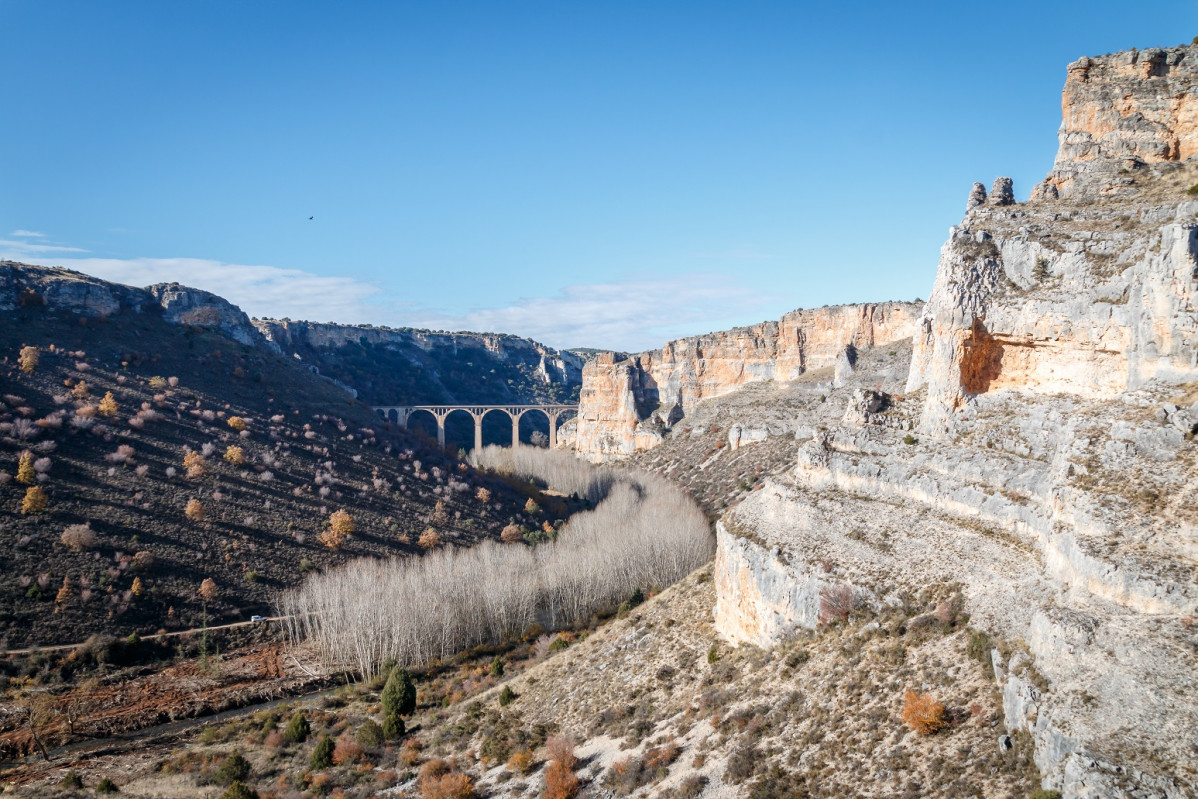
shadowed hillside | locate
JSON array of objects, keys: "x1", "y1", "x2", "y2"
[{"x1": 0, "y1": 263, "x2": 560, "y2": 648}]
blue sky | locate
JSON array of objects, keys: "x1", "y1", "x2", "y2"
[{"x1": 2, "y1": 2, "x2": 1194, "y2": 351}]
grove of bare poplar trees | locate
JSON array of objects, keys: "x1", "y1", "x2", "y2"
[{"x1": 279, "y1": 447, "x2": 713, "y2": 678}]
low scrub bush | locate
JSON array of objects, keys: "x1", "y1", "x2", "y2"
[
  {"x1": 283, "y1": 712, "x2": 310, "y2": 743},
  {"x1": 214, "y1": 751, "x2": 251, "y2": 786},
  {"x1": 219, "y1": 784, "x2": 259, "y2": 799},
  {"x1": 356, "y1": 719, "x2": 383, "y2": 748},
  {"x1": 332, "y1": 735, "x2": 365, "y2": 765},
  {"x1": 310, "y1": 735, "x2": 334, "y2": 769},
  {"x1": 901, "y1": 690, "x2": 948, "y2": 735},
  {"x1": 61, "y1": 523, "x2": 98, "y2": 552}
]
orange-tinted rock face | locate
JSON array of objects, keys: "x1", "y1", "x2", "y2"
[
  {"x1": 909, "y1": 45, "x2": 1198, "y2": 436},
  {"x1": 1036, "y1": 45, "x2": 1198, "y2": 199},
  {"x1": 574, "y1": 302, "x2": 921, "y2": 458}
]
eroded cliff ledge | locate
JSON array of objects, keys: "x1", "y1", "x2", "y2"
[{"x1": 571, "y1": 301, "x2": 921, "y2": 459}]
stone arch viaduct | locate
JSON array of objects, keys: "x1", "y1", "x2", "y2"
[{"x1": 373, "y1": 404, "x2": 578, "y2": 450}]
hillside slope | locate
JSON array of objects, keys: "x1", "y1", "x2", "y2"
[{"x1": 0, "y1": 264, "x2": 556, "y2": 647}]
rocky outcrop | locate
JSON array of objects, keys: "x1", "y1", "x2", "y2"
[
  {"x1": 908, "y1": 46, "x2": 1198, "y2": 437},
  {"x1": 146, "y1": 282, "x2": 266, "y2": 347},
  {"x1": 908, "y1": 177, "x2": 1198, "y2": 437},
  {"x1": 574, "y1": 301, "x2": 921, "y2": 459},
  {"x1": 1035, "y1": 45, "x2": 1198, "y2": 200},
  {"x1": 0, "y1": 262, "x2": 271, "y2": 348}
]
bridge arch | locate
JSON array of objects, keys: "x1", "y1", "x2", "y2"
[{"x1": 373, "y1": 404, "x2": 579, "y2": 451}]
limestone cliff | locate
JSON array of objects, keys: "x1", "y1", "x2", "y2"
[
  {"x1": 0, "y1": 262, "x2": 270, "y2": 349},
  {"x1": 1036, "y1": 45, "x2": 1198, "y2": 200},
  {"x1": 909, "y1": 45, "x2": 1198, "y2": 437},
  {"x1": 572, "y1": 301, "x2": 921, "y2": 459},
  {"x1": 700, "y1": 44, "x2": 1198, "y2": 797}
]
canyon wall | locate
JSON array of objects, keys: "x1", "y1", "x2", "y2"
[
  {"x1": 253, "y1": 319, "x2": 583, "y2": 388},
  {"x1": 706, "y1": 44, "x2": 1198, "y2": 796},
  {"x1": 252, "y1": 319, "x2": 583, "y2": 406},
  {"x1": 573, "y1": 301, "x2": 921, "y2": 458}
]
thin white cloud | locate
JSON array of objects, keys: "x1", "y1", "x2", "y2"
[
  {"x1": 1, "y1": 244, "x2": 773, "y2": 352},
  {"x1": 0, "y1": 238, "x2": 88, "y2": 255},
  {"x1": 408, "y1": 277, "x2": 772, "y2": 352},
  {"x1": 0, "y1": 251, "x2": 383, "y2": 325},
  {"x1": 10, "y1": 230, "x2": 47, "y2": 238}
]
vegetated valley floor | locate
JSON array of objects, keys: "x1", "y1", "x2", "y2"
[{"x1": 1, "y1": 568, "x2": 1041, "y2": 798}]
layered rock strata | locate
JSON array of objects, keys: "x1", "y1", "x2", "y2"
[
  {"x1": 573, "y1": 301, "x2": 921, "y2": 459},
  {"x1": 1036, "y1": 45, "x2": 1198, "y2": 200}
]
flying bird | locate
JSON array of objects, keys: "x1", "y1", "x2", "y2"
[{"x1": 308, "y1": 216, "x2": 314, "y2": 221}]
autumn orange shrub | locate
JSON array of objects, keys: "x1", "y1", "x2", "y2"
[
  {"x1": 418, "y1": 760, "x2": 473, "y2": 799},
  {"x1": 183, "y1": 451, "x2": 208, "y2": 478},
  {"x1": 399, "y1": 737, "x2": 423, "y2": 767},
  {"x1": 185, "y1": 499, "x2": 205, "y2": 522},
  {"x1": 55, "y1": 577, "x2": 73, "y2": 606},
  {"x1": 332, "y1": 735, "x2": 365, "y2": 765},
  {"x1": 544, "y1": 762, "x2": 579, "y2": 799},
  {"x1": 223, "y1": 445, "x2": 246, "y2": 466},
  {"x1": 506, "y1": 748, "x2": 533, "y2": 774},
  {"x1": 21, "y1": 486, "x2": 48, "y2": 514},
  {"x1": 227, "y1": 416, "x2": 248, "y2": 432},
  {"x1": 319, "y1": 510, "x2": 354, "y2": 549},
  {"x1": 16, "y1": 451, "x2": 35, "y2": 485},
  {"x1": 543, "y1": 736, "x2": 579, "y2": 799},
  {"x1": 99, "y1": 391, "x2": 119, "y2": 417},
  {"x1": 18, "y1": 346, "x2": 39, "y2": 374},
  {"x1": 199, "y1": 578, "x2": 218, "y2": 603},
  {"x1": 500, "y1": 524, "x2": 523, "y2": 544},
  {"x1": 418, "y1": 529, "x2": 441, "y2": 549},
  {"x1": 475, "y1": 487, "x2": 491, "y2": 503},
  {"x1": 901, "y1": 690, "x2": 948, "y2": 735},
  {"x1": 644, "y1": 741, "x2": 680, "y2": 772}
]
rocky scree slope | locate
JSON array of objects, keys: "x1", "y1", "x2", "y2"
[
  {"x1": 414, "y1": 568, "x2": 1042, "y2": 799},
  {"x1": 708, "y1": 44, "x2": 1198, "y2": 798},
  {"x1": 0, "y1": 263, "x2": 559, "y2": 647}
]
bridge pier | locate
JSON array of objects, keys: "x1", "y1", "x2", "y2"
[{"x1": 510, "y1": 409, "x2": 524, "y2": 447}]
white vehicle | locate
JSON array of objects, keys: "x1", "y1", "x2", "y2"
[{"x1": 250, "y1": 615, "x2": 266, "y2": 623}]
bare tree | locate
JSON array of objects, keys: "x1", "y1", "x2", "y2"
[{"x1": 280, "y1": 451, "x2": 713, "y2": 679}]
